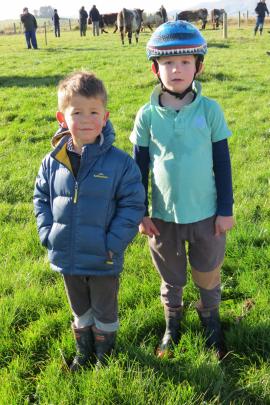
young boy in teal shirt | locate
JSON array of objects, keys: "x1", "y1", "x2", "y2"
[{"x1": 130, "y1": 21, "x2": 234, "y2": 360}]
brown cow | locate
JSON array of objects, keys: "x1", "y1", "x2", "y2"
[
  {"x1": 117, "y1": 8, "x2": 144, "y2": 44},
  {"x1": 177, "y1": 8, "x2": 208, "y2": 30},
  {"x1": 210, "y1": 9, "x2": 225, "y2": 29}
]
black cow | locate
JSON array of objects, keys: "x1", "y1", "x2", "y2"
[
  {"x1": 177, "y1": 8, "x2": 208, "y2": 30},
  {"x1": 117, "y1": 8, "x2": 144, "y2": 44},
  {"x1": 211, "y1": 9, "x2": 225, "y2": 29},
  {"x1": 102, "y1": 12, "x2": 118, "y2": 32}
]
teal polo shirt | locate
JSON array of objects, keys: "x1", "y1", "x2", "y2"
[{"x1": 130, "y1": 81, "x2": 232, "y2": 224}]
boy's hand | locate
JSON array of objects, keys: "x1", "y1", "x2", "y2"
[
  {"x1": 108, "y1": 250, "x2": 114, "y2": 259},
  {"x1": 139, "y1": 217, "x2": 160, "y2": 237},
  {"x1": 215, "y1": 215, "x2": 235, "y2": 236}
]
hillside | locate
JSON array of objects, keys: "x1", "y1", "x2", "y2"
[{"x1": 169, "y1": 0, "x2": 258, "y2": 18}]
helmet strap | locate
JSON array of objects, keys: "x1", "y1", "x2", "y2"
[
  {"x1": 161, "y1": 81, "x2": 194, "y2": 99},
  {"x1": 152, "y1": 56, "x2": 203, "y2": 100}
]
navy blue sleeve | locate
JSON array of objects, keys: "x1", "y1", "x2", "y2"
[
  {"x1": 212, "y1": 139, "x2": 234, "y2": 216},
  {"x1": 133, "y1": 145, "x2": 150, "y2": 216}
]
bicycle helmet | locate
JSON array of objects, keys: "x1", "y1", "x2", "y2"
[
  {"x1": 146, "y1": 20, "x2": 207, "y2": 60},
  {"x1": 146, "y1": 21, "x2": 207, "y2": 99}
]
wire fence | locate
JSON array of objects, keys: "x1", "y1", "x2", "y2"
[
  {"x1": 0, "y1": 11, "x2": 269, "y2": 36},
  {"x1": 0, "y1": 18, "x2": 79, "y2": 35}
]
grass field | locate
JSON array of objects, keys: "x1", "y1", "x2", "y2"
[{"x1": 0, "y1": 25, "x2": 269, "y2": 404}]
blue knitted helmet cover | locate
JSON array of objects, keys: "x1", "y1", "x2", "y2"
[{"x1": 146, "y1": 20, "x2": 207, "y2": 60}]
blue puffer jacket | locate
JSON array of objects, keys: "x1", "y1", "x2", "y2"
[{"x1": 33, "y1": 121, "x2": 145, "y2": 276}]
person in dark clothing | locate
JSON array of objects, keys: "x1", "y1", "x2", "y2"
[
  {"x1": 254, "y1": 0, "x2": 269, "y2": 35},
  {"x1": 159, "y1": 5, "x2": 168, "y2": 23},
  {"x1": 20, "y1": 7, "x2": 38, "y2": 49},
  {"x1": 89, "y1": 5, "x2": 100, "y2": 36},
  {"x1": 52, "y1": 9, "x2": 60, "y2": 37},
  {"x1": 79, "y1": 6, "x2": 88, "y2": 36},
  {"x1": 99, "y1": 15, "x2": 108, "y2": 34}
]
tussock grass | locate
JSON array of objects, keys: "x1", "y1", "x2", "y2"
[{"x1": 0, "y1": 26, "x2": 269, "y2": 404}]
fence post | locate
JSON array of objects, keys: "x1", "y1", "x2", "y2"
[
  {"x1": 69, "y1": 19, "x2": 71, "y2": 30},
  {"x1": 238, "y1": 11, "x2": 241, "y2": 28},
  {"x1": 44, "y1": 22, "x2": 47, "y2": 45},
  {"x1": 13, "y1": 23, "x2": 16, "y2": 34},
  {"x1": 246, "y1": 10, "x2": 249, "y2": 24},
  {"x1": 223, "y1": 12, "x2": 227, "y2": 38}
]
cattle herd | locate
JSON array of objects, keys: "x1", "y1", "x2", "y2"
[{"x1": 101, "y1": 7, "x2": 225, "y2": 44}]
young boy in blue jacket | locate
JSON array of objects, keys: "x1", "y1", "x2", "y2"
[
  {"x1": 130, "y1": 21, "x2": 234, "y2": 360},
  {"x1": 34, "y1": 71, "x2": 145, "y2": 371}
]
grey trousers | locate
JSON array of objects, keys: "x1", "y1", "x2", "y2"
[
  {"x1": 148, "y1": 216, "x2": 226, "y2": 309},
  {"x1": 63, "y1": 274, "x2": 119, "y2": 332},
  {"x1": 92, "y1": 20, "x2": 99, "y2": 36}
]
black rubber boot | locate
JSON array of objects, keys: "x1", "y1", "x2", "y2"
[
  {"x1": 93, "y1": 330, "x2": 116, "y2": 367},
  {"x1": 156, "y1": 306, "x2": 183, "y2": 358},
  {"x1": 196, "y1": 304, "x2": 227, "y2": 360},
  {"x1": 69, "y1": 323, "x2": 95, "y2": 372}
]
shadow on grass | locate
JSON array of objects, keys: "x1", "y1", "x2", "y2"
[
  {"x1": 200, "y1": 72, "x2": 234, "y2": 82},
  {"x1": 44, "y1": 47, "x2": 104, "y2": 52},
  {"x1": 0, "y1": 75, "x2": 63, "y2": 87},
  {"x1": 208, "y1": 42, "x2": 230, "y2": 49},
  {"x1": 226, "y1": 320, "x2": 270, "y2": 362},
  {"x1": 117, "y1": 317, "x2": 270, "y2": 403}
]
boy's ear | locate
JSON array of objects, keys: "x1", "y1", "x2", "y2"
[
  {"x1": 151, "y1": 62, "x2": 159, "y2": 76},
  {"x1": 56, "y1": 111, "x2": 67, "y2": 128},
  {"x1": 195, "y1": 62, "x2": 204, "y2": 78},
  {"x1": 103, "y1": 111, "x2": 110, "y2": 126}
]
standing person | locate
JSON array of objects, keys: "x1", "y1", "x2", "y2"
[
  {"x1": 254, "y1": 0, "x2": 269, "y2": 35},
  {"x1": 89, "y1": 5, "x2": 100, "y2": 36},
  {"x1": 20, "y1": 7, "x2": 38, "y2": 49},
  {"x1": 52, "y1": 9, "x2": 60, "y2": 37},
  {"x1": 33, "y1": 71, "x2": 145, "y2": 371},
  {"x1": 99, "y1": 15, "x2": 108, "y2": 34},
  {"x1": 79, "y1": 6, "x2": 88, "y2": 36},
  {"x1": 159, "y1": 5, "x2": 168, "y2": 23},
  {"x1": 130, "y1": 21, "x2": 234, "y2": 360}
]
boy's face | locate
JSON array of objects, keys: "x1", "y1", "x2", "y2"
[
  {"x1": 57, "y1": 95, "x2": 108, "y2": 150},
  {"x1": 157, "y1": 55, "x2": 199, "y2": 93}
]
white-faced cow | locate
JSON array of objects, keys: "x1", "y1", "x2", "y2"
[
  {"x1": 210, "y1": 9, "x2": 225, "y2": 29},
  {"x1": 141, "y1": 8, "x2": 166, "y2": 32},
  {"x1": 177, "y1": 8, "x2": 208, "y2": 30},
  {"x1": 117, "y1": 8, "x2": 144, "y2": 44}
]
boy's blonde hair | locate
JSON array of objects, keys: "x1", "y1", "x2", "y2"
[{"x1": 58, "y1": 71, "x2": 107, "y2": 112}]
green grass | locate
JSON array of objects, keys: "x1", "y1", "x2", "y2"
[{"x1": 0, "y1": 26, "x2": 270, "y2": 404}]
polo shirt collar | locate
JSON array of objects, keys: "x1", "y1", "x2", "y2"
[{"x1": 150, "y1": 81, "x2": 202, "y2": 109}]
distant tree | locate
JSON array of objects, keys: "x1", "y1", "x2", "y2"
[{"x1": 39, "y1": 6, "x2": 54, "y2": 18}]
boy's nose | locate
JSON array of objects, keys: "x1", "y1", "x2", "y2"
[{"x1": 173, "y1": 63, "x2": 182, "y2": 72}]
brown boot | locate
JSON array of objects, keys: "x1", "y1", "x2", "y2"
[
  {"x1": 69, "y1": 323, "x2": 95, "y2": 372},
  {"x1": 156, "y1": 306, "x2": 183, "y2": 358},
  {"x1": 93, "y1": 330, "x2": 116, "y2": 367},
  {"x1": 196, "y1": 303, "x2": 227, "y2": 360}
]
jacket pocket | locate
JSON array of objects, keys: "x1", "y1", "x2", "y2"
[{"x1": 47, "y1": 223, "x2": 68, "y2": 251}]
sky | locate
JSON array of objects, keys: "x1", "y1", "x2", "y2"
[{"x1": 2, "y1": 0, "x2": 217, "y2": 20}]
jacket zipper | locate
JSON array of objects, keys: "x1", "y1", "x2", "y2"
[{"x1": 74, "y1": 182, "x2": 78, "y2": 203}]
